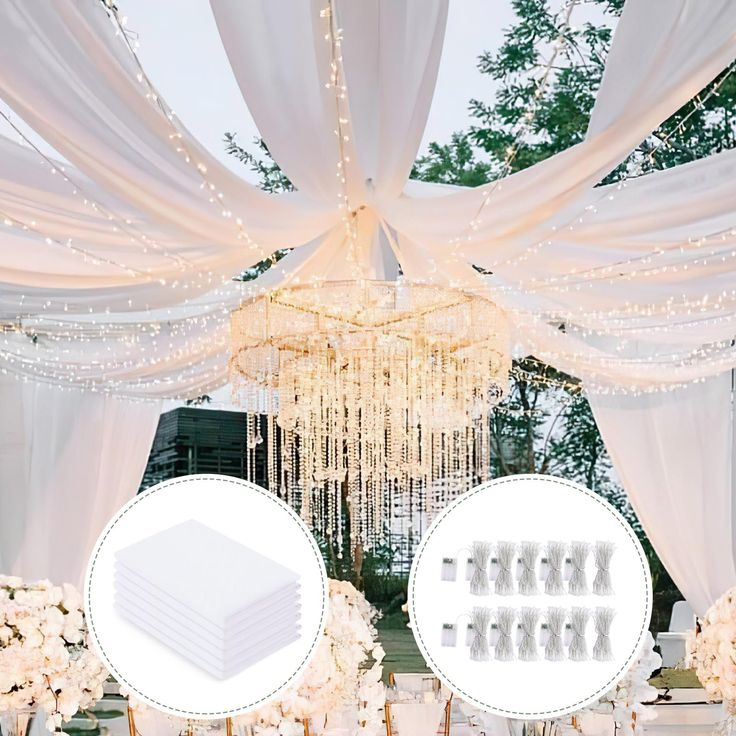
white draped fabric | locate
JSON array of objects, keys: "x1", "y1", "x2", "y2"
[
  {"x1": 0, "y1": 376, "x2": 160, "y2": 587},
  {"x1": 589, "y1": 374, "x2": 736, "y2": 617},
  {"x1": 0, "y1": 0, "x2": 734, "y2": 394},
  {"x1": 0, "y1": 0, "x2": 735, "y2": 611}
]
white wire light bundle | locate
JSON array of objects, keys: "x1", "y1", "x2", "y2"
[
  {"x1": 518, "y1": 541, "x2": 540, "y2": 595},
  {"x1": 470, "y1": 541, "x2": 493, "y2": 596},
  {"x1": 568, "y1": 541, "x2": 591, "y2": 596},
  {"x1": 469, "y1": 606, "x2": 492, "y2": 661},
  {"x1": 592, "y1": 607, "x2": 616, "y2": 661},
  {"x1": 569, "y1": 607, "x2": 591, "y2": 661},
  {"x1": 593, "y1": 541, "x2": 615, "y2": 595},
  {"x1": 495, "y1": 607, "x2": 516, "y2": 661},
  {"x1": 518, "y1": 607, "x2": 541, "y2": 661},
  {"x1": 495, "y1": 541, "x2": 517, "y2": 595},
  {"x1": 545, "y1": 541, "x2": 566, "y2": 595},
  {"x1": 544, "y1": 607, "x2": 567, "y2": 661}
]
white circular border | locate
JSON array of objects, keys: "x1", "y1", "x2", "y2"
[
  {"x1": 84, "y1": 475, "x2": 328, "y2": 718},
  {"x1": 407, "y1": 474, "x2": 652, "y2": 720}
]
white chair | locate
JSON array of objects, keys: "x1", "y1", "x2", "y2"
[
  {"x1": 386, "y1": 673, "x2": 452, "y2": 736},
  {"x1": 390, "y1": 672, "x2": 439, "y2": 693},
  {"x1": 657, "y1": 601, "x2": 696, "y2": 667}
]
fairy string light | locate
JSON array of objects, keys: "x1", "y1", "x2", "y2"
[
  {"x1": 452, "y1": 0, "x2": 580, "y2": 250},
  {"x1": 0, "y1": 108, "x2": 194, "y2": 274},
  {"x1": 321, "y1": 1, "x2": 363, "y2": 276}
]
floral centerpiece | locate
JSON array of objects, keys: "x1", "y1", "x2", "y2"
[
  {"x1": 688, "y1": 587, "x2": 736, "y2": 735},
  {"x1": 236, "y1": 579, "x2": 385, "y2": 736},
  {"x1": 0, "y1": 575, "x2": 108, "y2": 733}
]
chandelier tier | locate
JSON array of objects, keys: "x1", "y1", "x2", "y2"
[{"x1": 230, "y1": 280, "x2": 511, "y2": 548}]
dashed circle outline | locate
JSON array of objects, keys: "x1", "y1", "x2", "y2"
[
  {"x1": 85, "y1": 475, "x2": 328, "y2": 718},
  {"x1": 408, "y1": 474, "x2": 652, "y2": 720}
]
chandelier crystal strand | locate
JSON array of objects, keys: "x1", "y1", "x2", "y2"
[{"x1": 230, "y1": 280, "x2": 511, "y2": 548}]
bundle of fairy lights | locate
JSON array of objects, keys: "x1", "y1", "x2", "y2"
[{"x1": 229, "y1": 280, "x2": 511, "y2": 548}]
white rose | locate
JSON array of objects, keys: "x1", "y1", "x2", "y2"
[
  {"x1": 42, "y1": 606, "x2": 66, "y2": 637},
  {"x1": 57, "y1": 689, "x2": 83, "y2": 717},
  {"x1": 61, "y1": 584, "x2": 83, "y2": 613},
  {"x1": 62, "y1": 624, "x2": 83, "y2": 645},
  {"x1": 46, "y1": 712, "x2": 63, "y2": 731},
  {"x1": 0, "y1": 576, "x2": 23, "y2": 589}
]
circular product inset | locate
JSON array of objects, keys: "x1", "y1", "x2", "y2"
[
  {"x1": 84, "y1": 475, "x2": 328, "y2": 718},
  {"x1": 408, "y1": 474, "x2": 651, "y2": 719}
]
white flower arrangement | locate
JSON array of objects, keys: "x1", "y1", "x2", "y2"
[
  {"x1": 556, "y1": 632, "x2": 661, "y2": 736},
  {"x1": 687, "y1": 587, "x2": 736, "y2": 705},
  {"x1": 0, "y1": 575, "x2": 109, "y2": 732},
  {"x1": 235, "y1": 579, "x2": 385, "y2": 736}
]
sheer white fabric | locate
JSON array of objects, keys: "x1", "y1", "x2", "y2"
[
  {"x1": 0, "y1": 0, "x2": 734, "y2": 393},
  {"x1": 0, "y1": 376, "x2": 160, "y2": 586},
  {"x1": 589, "y1": 373, "x2": 736, "y2": 616}
]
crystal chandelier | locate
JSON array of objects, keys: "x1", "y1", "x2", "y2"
[{"x1": 229, "y1": 280, "x2": 510, "y2": 549}]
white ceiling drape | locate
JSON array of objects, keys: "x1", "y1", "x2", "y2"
[{"x1": 1, "y1": 0, "x2": 734, "y2": 394}]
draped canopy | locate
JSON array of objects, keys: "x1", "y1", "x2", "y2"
[
  {"x1": 0, "y1": 0, "x2": 734, "y2": 395},
  {"x1": 0, "y1": 0, "x2": 734, "y2": 611}
]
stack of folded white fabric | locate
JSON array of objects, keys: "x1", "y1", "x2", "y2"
[{"x1": 115, "y1": 520, "x2": 301, "y2": 679}]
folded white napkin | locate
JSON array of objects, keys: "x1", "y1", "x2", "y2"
[
  {"x1": 116, "y1": 596, "x2": 301, "y2": 679},
  {"x1": 114, "y1": 578, "x2": 301, "y2": 653},
  {"x1": 114, "y1": 520, "x2": 302, "y2": 678},
  {"x1": 115, "y1": 564, "x2": 300, "y2": 639}
]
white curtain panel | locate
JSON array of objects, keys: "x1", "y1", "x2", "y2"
[
  {"x1": 0, "y1": 2, "x2": 335, "y2": 249},
  {"x1": 210, "y1": 0, "x2": 447, "y2": 202},
  {"x1": 0, "y1": 376, "x2": 160, "y2": 587},
  {"x1": 589, "y1": 372, "x2": 736, "y2": 615}
]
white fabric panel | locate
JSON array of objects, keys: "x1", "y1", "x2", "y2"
[
  {"x1": 0, "y1": 376, "x2": 160, "y2": 587},
  {"x1": 0, "y1": 135, "x2": 283, "y2": 307},
  {"x1": 588, "y1": 1, "x2": 736, "y2": 138},
  {"x1": 211, "y1": 0, "x2": 447, "y2": 202},
  {"x1": 0, "y1": 1, "x2": 336, "y2": 253},
  {"x1": 336, "y1": 0, "x2": 448, "y2": 199},
  {"x1": 0, "y1": 262, "x2": 311, "y2": 398},
  {"x1": 508, "y1": 313, "x2": 736, "y2": 388},
  {"x1": 210, "y1": 0, "x2": 342, "y2": 201},
  {"x1": 589, "y1": 373, "x2": 736, "y2": 615}
]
